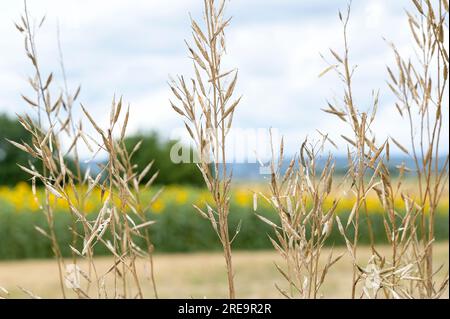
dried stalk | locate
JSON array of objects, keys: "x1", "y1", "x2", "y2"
[
  {"x1": 169, "y1": 0, "x2": 241, "y2": 299},
  {"x1": 257, "y1": 135, "x2": 343, "y2": 298},
  {"x1": 11, "y1": 1, "x2": 160, "y2": 299},
  {"x1": 385, "y1": 0, "x2": 449, "y2": 298},
  {"x1": 321, "y1": 4, "x2": 379, "y2": 298},
  {"x1": 322, "y1": 0, "x2": 449, "y2": 299}
]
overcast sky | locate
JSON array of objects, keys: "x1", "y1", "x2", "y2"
[{"x1": 0, "y1": 0, "x2": 448, "y2": 160}]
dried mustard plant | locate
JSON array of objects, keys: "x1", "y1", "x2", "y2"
[
  {"x1": 169, "y1": 0, "x2": 241, "y2": 299},
  {"x1": 384, "y1": 0, "x2": 449, "y2": 298},
  {"x1": 256, "y1": 135, "x2": 343, "y2": 299},
  {"x1": 10, "y1": 1, "x2": 160, "y2": 299},
  {"x1": 321, "y1": 3, "x2": 381, "y2": 298},
  {"x1": 322, "y1": 1, "x2": 449, "y2": 299}
]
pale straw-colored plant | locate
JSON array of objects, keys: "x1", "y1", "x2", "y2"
[
  {"x1": 169, "y1": 0, "x2": 241, "y2": 299},
  {"x1": 256, "y1": 134, "x2": 343, "y2": 298},
  {"x1": 9, "y1": 1, "x2": 160, "y2": 299},
  {"x1": 322, "y1": 0, "x2": 449, "y2": 299},
  {"x1": 384, "y1": 0, "x2": 449, "y2": 298}
]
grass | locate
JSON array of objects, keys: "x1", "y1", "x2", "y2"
[{"x1": 0, "y1": 243, "x2": 448, "y2": 299}]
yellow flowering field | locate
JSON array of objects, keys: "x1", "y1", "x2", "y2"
[
  {"x1": 0, "y1": 181, "x2": 448, "y2": 260},
  {"x1": 0, "y1": 181, "x2": 448, "y2": 216}
]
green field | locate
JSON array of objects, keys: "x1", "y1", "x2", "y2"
[{"x1": 0, "y1": 183, "x2": 449, "y2": 260}]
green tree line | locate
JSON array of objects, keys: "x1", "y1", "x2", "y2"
[{"x1": 0, "y1": 113, "x2": 203, "y2": 186}]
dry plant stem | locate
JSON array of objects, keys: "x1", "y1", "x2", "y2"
[
  {"x1": 169, "y1": 0, "x2": 240, "y2": 298},
  {"x1": 205, "y1": 1, "x2": 235, "y2": 298},
  {"x1": 322, "y1": 4, "x2": 377, "y2": 298},
  {"x1": 81, "y1": 101, "x2": 161, "y2": 299},
  {"x1": 323, "y1": 3, "x2": 409, "y2": 298},
  {"x1": 321, "y1": 0, "x2": 448, "y2": 299},
  {"x1": 121, "y1": 149, "x2": 159, "y2": 299},
  {"x1": 257, "y1": 135, "x2": 342, "y2": 299},
  {"x1": 56, "y1": 23, "x2": 100, "y2": 297},
  {"x1": 386, "y1": 0, "x2": 449, "y2": 297},
  {"x1": 13, "y1": 1, "x2": 160, "y2": 299},
  {"x1": 341, "y1": 12, "x2": 361, "y2": 299},
  {"x1": 22, "y1": 1, "x2": 66, "y2": 298},
  {"x1": 341, "y1": 14, "x2": 379, "y2": 299}
]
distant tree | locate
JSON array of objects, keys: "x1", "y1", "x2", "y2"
[
  {"x1": 0, "y1": 113, "x2": 34, "y2": 185},
  {"x1": 124, "y1": 132, "x2": 204, "y2": 186}
]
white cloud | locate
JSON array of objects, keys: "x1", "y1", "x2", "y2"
[{"x1": 0, "y1": 0, "x2": 447, "y2": 158}]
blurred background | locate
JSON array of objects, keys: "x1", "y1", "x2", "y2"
[{"x1": 1, "y1": 0, "x2": 448, "y2": 254}]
